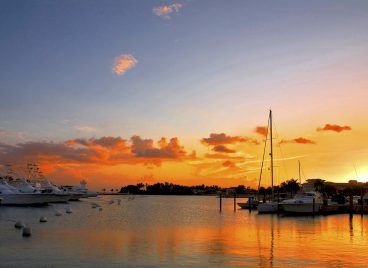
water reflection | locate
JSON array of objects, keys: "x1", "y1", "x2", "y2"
[
  {"x1": 0, "y1": 196, "x2": 368, "y2": 267},
  {"x1": 270, "y1": 215, "x2": 274, "y2": 268},
  {"x1": 349, "y1": 215, "x2": 354, "y2": 240}
]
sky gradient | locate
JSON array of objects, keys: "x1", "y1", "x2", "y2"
[{"x1": 0, "y1": 0, "x2": 368, "y2": 190}]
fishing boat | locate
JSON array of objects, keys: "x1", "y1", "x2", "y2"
[
  {"x1": 0, "y1": 179, "x2": 50, "y2": 205},
  {"x1": 35, "y1": 180, "x2": 71, "y2": 203},
  {"x1": 72, "y1": 180, "x2": 98, "y2": 198},
  {"x1": 61, "y1": 180, "x2": 97, "y2": 200},
  {"x1": 61, "y1": 186, "x2": 84, "y2": 201},
  {"x1": 26, "y1": 163, "x2": 71, "y2": 202}
]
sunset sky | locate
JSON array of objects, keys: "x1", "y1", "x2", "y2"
[{"x1": 0, "y1": 1, "x2": 367, "y2": 190}]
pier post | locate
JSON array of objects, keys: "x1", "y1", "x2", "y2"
[
  {"x1": 361, "y1": 189, "x2": 364, "y2": 216},
  {"x1": 312, "y1": 198, "x2": 315, "y2": 216},
  {"x1": 219, "y1": 193, "x2": 222, "y2": 212},
  {"x1": 248, "y1": 197, "x2": 252, "y2": 213},
  {"x1": 233, "y1": 193, "x2": 236, "y2": 212},
  {"x1": 349, "y1": 195, "x2": 353, "y2": 218}
]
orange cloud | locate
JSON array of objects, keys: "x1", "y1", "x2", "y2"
[
  {"x1": 317, "y1": 124, "x2": 352, "y2": 133},
  {"x1": 0, "y1": 136, "x2": 194, "y2": 167},
  {"x1": 201, "y1": 133, "x2": 258, "y2": 146},
  {"x1": 153, "y1": 3, "x2": 183, "y2": 18},
  {"x1": 204, "y1": 153, "x2": 245, "y2": 160},
  {"x1": 222, "y1": 160, "x2": 236, "y2": 168},
  {"x1": 131, "y1": 136, "x2": 188, "y2": 160},
  {"x1": 112, "y1": 54, "x2": 137, "y2": 75},
  {"x1": 280, "y1": 137, "x2": 316, "y2": 145},
  {"x1": 212, "y1": 145, "x2": 236, "y2": 153},
  {"x1": 254, "y1": 126, "x2": 268, "y2": 137}
]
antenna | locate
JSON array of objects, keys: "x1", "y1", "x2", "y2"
[
  {"x1": 269, "y1": 109, "x2": 274, "y2": 201},
  {"x1": 298, "y1": 160, "x2": 301, "y2": 184},
  {"x1": 354, "y1": 165, "x2": 358, "y2": 178}
]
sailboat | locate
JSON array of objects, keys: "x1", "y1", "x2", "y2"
[{"x1": 257, "y1": 110, "x2": 279, "y2": 213}]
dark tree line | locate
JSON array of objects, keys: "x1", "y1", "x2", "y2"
[
  {"x1": 118, "y1": 178, "x2": 367, "y2": 197},
  {"x1": 120, "y1": 182, "x2": 222, "y2": 195}
]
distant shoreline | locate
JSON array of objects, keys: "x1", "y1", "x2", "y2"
[{"x1": 97, "y1": 193, "x2": 251, "y2": 197}]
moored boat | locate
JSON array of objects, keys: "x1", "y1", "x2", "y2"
[
  {"x1": 280, "y1": 191, "x2": 323, "y2": 214},
  {"x1": 257, "y1": 201, "x2": 279, "y2": 213},
  {"x1": 237, "y1": 197, "x2": 258, "y2": 209},
  {"x1": 35, "y1": 180, "x2": 71, "y2": 203},
  {"x1": 72, "y1": 180, "x2": 98, "y2": 198},
  {"x1": 0, "y1": 179, "x2": 50, "y2": 205},
  {"x1": 256, "y1": 110, "x2": 279, "y2": 214}
]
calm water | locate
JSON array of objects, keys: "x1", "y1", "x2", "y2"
[{"x1": 1, "y1": 195, "x2": 368, "y2": 267}]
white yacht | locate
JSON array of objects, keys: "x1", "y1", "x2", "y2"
[
  {"x1": 35, "y1": 180, "x2": 71, "y2": 203},
  {"x1": 0, "y1": 179, "x2": 50, "y2": 205},
  {"x1": 280, "y1": 191, "x2": 323, "y2": 214},
  {"x1": 72, "y1": 180, "x2": 98, "y2": 198},
  {"x1": 61, "y1": 186, "x2": 84, "y2": 201}
]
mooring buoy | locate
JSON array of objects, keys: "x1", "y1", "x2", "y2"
[
  {"x1": 22, "y1": 226, "x2": 31, "y2": 237},
  {"x1": 14, "y1": 221, "x2": 24, "y2": 229},
  {"x1": 55, "y1": 211, "x2": 62, "y2": 216},
  {"x1": 39, "y1": 216, "x2": 48, "y2": 223}
]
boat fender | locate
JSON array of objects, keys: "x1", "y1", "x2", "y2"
[
  {"x1": 39, "y1": 216, "x2": 48, "y2": 223},
  {"x1": 14, "y1": 221, "x2": 24, "y2": 229},
  {"x1": 55, "y1": 211, "x2": 62, "y2": 216},
  {"x1": 22, "y1": 227, "x2": 31, "y2": 237}
]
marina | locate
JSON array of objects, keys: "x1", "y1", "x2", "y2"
[
  {"x1": 1, "y1": 0, "x2": 368, "y2": 266},
  {"x1": 1, "y1": 195, "x2": 368, "y2": 267}
]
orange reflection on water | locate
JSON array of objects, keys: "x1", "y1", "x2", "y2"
[{"x1": 57, "y1": 211, "x2": 368, "y2": 267}]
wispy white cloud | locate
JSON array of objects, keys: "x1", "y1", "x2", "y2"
[
  {"x1": 75, "y1": 126, "x2": 97, "y2": 133},
  {"x1": 112, "y1": 54, "x2": 137, "y2": 75},
  {"x1": 0, "y1": 128, "x2": 28, "y2": 143},
  {"x1": 153, "y1": 3, "x2": 183, "y2": 19}
]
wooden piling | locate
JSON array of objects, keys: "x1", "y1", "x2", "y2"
[
  {"x1": 361, "y1": 190, "x2": 364, "y2": 216},
  {"x1": 220, "y1": 193, "x2": 223, "y2": 212},
  {"x1": 233, "y1": 193, "x2": 236, "y2": 212},
  {"x1": 362, "y1": 196, "x2": 364, "y2": 215},
  {"x1": 349, "y1": 195, "x2": 353, "y2": 217},
  {"x1": 312, "y1": 198, "x2": 315, "y2": 216}
]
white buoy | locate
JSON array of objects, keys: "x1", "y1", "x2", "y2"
[
  {"x1": 55, "y1": 211, "x2": 62, "y2": 216},
  {"x1": 66, "y1": 208, "x2": 72, "y2": 214},
  {"x1": 14, "y1": 221, "x2": 24, "y2": 229},
  {"x1": 39, "y1": 216, "x2": 48, "y2": 223},
  {"x1": 22, "y1": 226, "x2": 31, "y2": 237}
]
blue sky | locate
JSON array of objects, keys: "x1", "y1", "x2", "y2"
[
  {"x1": 1, "y1": 1, "x2": 368, "y2": 187},
  {"x1": 0, "y1": 0, "x2": 367, "y2": 144}
]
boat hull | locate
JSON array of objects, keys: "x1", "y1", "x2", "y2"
[
  {"x1": 48, "y1": 194, "x2": 71, "y2": 203},
  {"x1": 258, "y1": 202, "x2": 279, "y2": 213},
  {"x1": 82, "y1": 192, "x2": 98, "y2": 198},
  {"x1": 69, "y1": 193, "x2": 84, "y2": 201},
  {"x1": 282, "y1": 203, "x2": 322, "y2": 214},
  {"x1": 0, "y1": 193, "x2": 50, "y2": 205}
]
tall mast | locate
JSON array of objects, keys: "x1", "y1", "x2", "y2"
[
  {"x1": 298, "y1": 160, "x2": 301, "y2": 184},
  {"x1": 269, "y1": 109, "x2": 274, "y2": 201}
]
